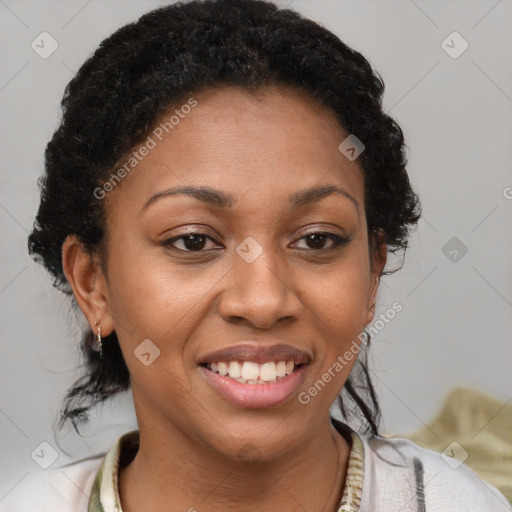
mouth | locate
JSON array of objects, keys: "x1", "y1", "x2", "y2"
[
  {"x1": 199, "y1": 360, "x2": 307, "y2": 385},
  {"x1": 197, "y1": 344, "x2": 311, "y2": 408}
]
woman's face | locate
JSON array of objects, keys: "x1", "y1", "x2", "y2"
[{"x1": 91, "y1": 85, "x2": 385, "y2": 460}]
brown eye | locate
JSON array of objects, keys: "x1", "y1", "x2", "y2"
[
  {"x1": 162, "y1": 233, "x2": 222, "y2": 252},
  {"x1": 180, "y1": 234, "x2": 207, "y2": 251},
  {"x1": 304, "y1": 233, "x2": 328, "y2": 250},
  {"x1": 293, "y1": 232, "x2": 350, "y2": 251}
]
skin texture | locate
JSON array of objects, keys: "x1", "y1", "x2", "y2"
[{"x1": 62, "y1": 85, "x2": 387, "y2": 512}]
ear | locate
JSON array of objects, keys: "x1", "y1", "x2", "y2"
[
  {"x1": 366, "y1": 230, "x2": 387, "y2": 324},
  {"x1": 62, "y1": 235, "x2": 115, "y2": 336}
]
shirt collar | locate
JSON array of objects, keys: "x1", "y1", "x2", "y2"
[
  {"x1": 88, "y1": 429, "x2": 139, "y2": 512},
  {"x1": 88, "y1": 425, "x2": 364, "y2": 512}
]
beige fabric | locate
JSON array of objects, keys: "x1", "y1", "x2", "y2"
[{"x1": 399, "y1": 386, "x2": 512, "y2": 503}]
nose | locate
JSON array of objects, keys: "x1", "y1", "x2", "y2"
[{"x1": 217, "y1": 243, "x2": 303, "y2": 329}]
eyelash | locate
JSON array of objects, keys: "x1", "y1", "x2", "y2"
[{"x1": 161, "y1": 230, "x2": 351, "y2": 253}]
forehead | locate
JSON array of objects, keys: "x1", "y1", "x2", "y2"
[{"x1": 106, "y1": 85, "x2": 365, "y2": 217}]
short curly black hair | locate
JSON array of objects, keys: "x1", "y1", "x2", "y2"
[{"x1": 28, "y1": 0, "x2": 421, "y2": 438}]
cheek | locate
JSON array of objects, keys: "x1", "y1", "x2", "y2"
[
  {"x1": 103, "y1": 237, "x2": 233, "y2": 390},
  {"x1": 103, "y1": 243, "x2": 209, "y2": 415},
  {"x1": 307, "y1": 247, "x2": 371, "y2": 331},
  {"x1": 104, "y1": 233, "x2": 222, "y2": 335},
  {"x1": 297, "y1": 249, "x2": 370, "y2": 399}
]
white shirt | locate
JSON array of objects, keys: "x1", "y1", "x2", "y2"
[{"x1": 1, "y1": 420, "x2": 510, "y2": 511}]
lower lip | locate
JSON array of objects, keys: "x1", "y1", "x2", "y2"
[{"x1": 199, "y1": 365, "x2": 309, "y2": 409}]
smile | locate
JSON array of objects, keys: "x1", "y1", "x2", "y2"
[
  {"x1": 197, "y1": 343, "x2": 312, "y2": 408},
  {"x1": 199, "y1": 363, "x2": 311, "y2": 408},
  {"x1": 204, "y1": 360, "x2": 297, "y2": 384}
]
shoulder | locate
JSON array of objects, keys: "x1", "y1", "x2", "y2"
[
  {"x1": 0, "y1": 455, "x2": 104, "y2": 512},
  {"x1": 358, "y1": 434, "x2": 511, "y2": 512}
]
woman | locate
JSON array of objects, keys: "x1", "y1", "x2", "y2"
[{"x1": 5, "y1": 0, "x2": 510, "y2": 510}]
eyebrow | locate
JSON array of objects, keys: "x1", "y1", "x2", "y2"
[{"x1": 142, "y1": 183, "x2": 360, "y2": 217}]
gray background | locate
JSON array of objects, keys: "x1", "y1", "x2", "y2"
[{"x1": 1, "y1": 0, "x2": 511, "y2": 497}]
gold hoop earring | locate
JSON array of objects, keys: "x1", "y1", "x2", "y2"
[
  {"x1": 94, "y1": 321, "x2": 102, "y2": 358},
  {"x1": 368, "y1": 303, "x2": 376, "y2": 313}
]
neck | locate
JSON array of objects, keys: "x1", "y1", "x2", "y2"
[{"x1": 119, "y1": 418, "x2": 351, "y2": 512}]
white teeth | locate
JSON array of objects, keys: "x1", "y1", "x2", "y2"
[
  {"x1": 241, "y1": 361, "x2": 260, "y2": 380},
  {"x1": 228, "y1": 361, "x2": 242, "y2": 378},
  {"x1": 276, "y1": 361, "x2": 287, "y2": 377},
  {"x1": 207, "y1": 359, "x2": 298, "y2": 384},
  {"x1": 260, "y1": 362, "x2": 276, "y2": 382},
  {"x1": 218, "y1": 361, "x2": 229, "y2": 376}
]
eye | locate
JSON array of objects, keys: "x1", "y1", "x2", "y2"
[
  {"x1": 292, "y1": 231, "x2": 351, "y2": 251},
  {"x1": 161, "y1": 229, "x2": 350, "y2": 253},
  {"x1": 162, "y1": 232, "x2": 223, "y2": 252}
]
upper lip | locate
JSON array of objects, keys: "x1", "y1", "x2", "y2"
[{"x1": 197, "y1": 343, "x2": 312, "y2": 365}]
